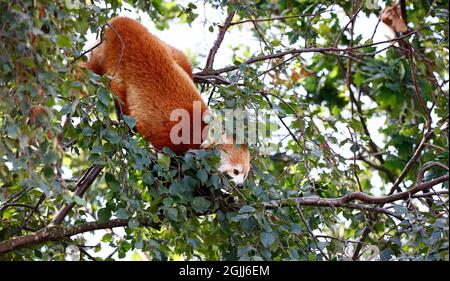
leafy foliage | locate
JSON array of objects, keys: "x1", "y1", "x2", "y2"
[{"x1": 0, "y1": 0, "x2": 448, "y2": 261}]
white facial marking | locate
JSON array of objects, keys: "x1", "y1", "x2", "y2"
[
  {"x1": 218, "y1": 156, "x2": 232, "y2": 173},
  {"x1": 218, "y1": 159, "x2": 246, "y2": 185},
  {"x1": 232, "y1": 173, "x2": 245, "y2": 185}
]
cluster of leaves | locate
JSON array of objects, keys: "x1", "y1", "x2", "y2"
[{"x1": 0, "y1": 0, "x2": 448, "y2": 260}]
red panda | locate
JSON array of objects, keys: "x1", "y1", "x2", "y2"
[{"x1": 83, "y1": 16, "x2": 250, "y2": 186}]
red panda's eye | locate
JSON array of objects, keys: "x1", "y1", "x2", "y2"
[{"x1": 233, "y1": 169, "x2": 239, "y2": 175}]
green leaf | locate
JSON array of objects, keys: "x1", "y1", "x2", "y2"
[
  {"x1": 380, "y1": 248, "x2": 395, "y2": 261},
  {"x1": 106, "y1": 131, "x2": 121, "y2": 144},
  {"x1": 238, "y1": 205, "x2": 256, "y2": 214},
  {"x1": 101, "y1": 233, "x2": 113, "y2": 243},
  {"x1": 162, "y1": 146, "x2": 175, "y2": 156},
  {"x1": 123, "y1": 115, "x2": 136, "y2": 129},
  {"x1": 182, "y1": 176, "x2": 198, "y2": 189},
  {"x1": 82, "y1": 126, "x2": 94, "y2": 136},
  {"x1": 291, "y1": 224, "x2": 302, "y2": 235},
  {"x1": 105, "y1": 173, "x2": 121, "y2": 192},
  {"x1": 56, "y1": 35, "x2": 71, "y2": 48},
  {"x1": 187, "y1": 3, "x2": 197, "y2": 9},
  {"x1": 91, "y1": 145, "x2": 103, "y2": 154},
  {"x1": 73, "y1": 195, "x2": 86, "y2": 206},
  {"x1": 271, "y1": 39, "x2": 281, "y2": 46},
  {"x1": 162, "y1": 197, "x2": 173, "y2": 206},
  {"x1": 128, "y1": 218, "x2": 139, "y2": 228},
  {"x1": 157, "y1": 153, "x2": 171, "y2": 170},
  {"x1": 288, "y1": 248, "x2": 300, "y2": 260},
  {"x1": 6, "y1": 125, "x2": 18, "y2": 138},
  {"x1": 166, "y1": 207, "x2": 178, "y2": 221},
  {"x1": 97, "y1": 88, "x2": 111, "y2": 106},
  {"x1": 116, "y1": 208, "x2": 129, "y2": 219},
  {"x1": 393, "y1": 205, "x2": 408, "y2": 216},
  {"x1": 350, "y1": 144, "x2": 360, "y2": 153},
  {"x1": 207, "y1": 174, "x2": 220, "y2": 189},
  {"x1": 260, "y1": 232, "x2": 276, "y2": 248},
  {"x1": 135, "y1": 238, "x2": 144, "y2": 249},
  {"x1": 237, "y1": 245, "x2": 254, "y2": 256},
  {"x1": 191, "y1": 197, "x2": 211, "y2": 213},
  {"x1": 98, "y1": 208, "x2": 112, "y2": 223},
  {"x1": 197, "y1": 169, "x2": 208, "y2": 185},
  {"x1": 169, "y1": 181, "x2": 183, "y2": 195},
  {"x1": 143, "y1": 172, "x2": 155, "y2": 185}
]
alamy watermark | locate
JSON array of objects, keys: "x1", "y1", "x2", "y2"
[{"x1": 169, "y1": 101, "x2": 281, "y2": 154}]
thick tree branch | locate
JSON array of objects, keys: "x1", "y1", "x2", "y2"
[
  {"x1": 264, "y1": 175, "x2": 448, "y2": 220},
  {"x1": 292, "y1": 174, "x2": 448, "y2": 207},
  {"x1": 265, "y1": 197, "x2": 400, "y2": 218},
  {"x1": 0, "y1": 219, "x2": 159, "y2": 255},
  {"x1": 49, "y1": 164, "x2": 104, "y2": 226}
]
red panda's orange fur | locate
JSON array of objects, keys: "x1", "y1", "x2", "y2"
[
  {"x1": 86, "y1": 16, "x2": 207, "y2": 153},
  {"x1": 84, "y1": 17, "x2": 250, "y2": 183}
]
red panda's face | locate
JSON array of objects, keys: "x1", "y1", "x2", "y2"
[
  {"x1": 217, "y1": 143, "x2": 250, "y2": 188},
  {"x1": 201, "y1": 134, "x2": 250, "y2": 188}
]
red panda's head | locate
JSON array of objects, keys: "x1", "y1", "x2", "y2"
[{"x1": 201, "y1": 134, "x2": 250, "y2": 188}]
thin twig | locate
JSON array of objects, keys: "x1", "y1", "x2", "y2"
[
  {"x1": 228, "y1": 11, "x2": 333, "y2": 26},
  {"x1": 295, "y1": 205, "x2": 329, "y2": 260},
  {"x1": 196, "y1": 27, "x2": 423, "y2": 76},
  {"x1": 333, "y1": 6, "x2": 363, "y2": 47},
  {"x1": 388, "y1": 129, "x2": 434, "y2": 195},
  {"x1": 21, "y1": 193, "x2": 46, "y2": 229},
  {"x1": 202, "y1": 11, "x2": 236, "y2": 72}
]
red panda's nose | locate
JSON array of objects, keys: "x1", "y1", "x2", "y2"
[{"x1": 237, "y1": 183, "x2": 244, "y2": 189}]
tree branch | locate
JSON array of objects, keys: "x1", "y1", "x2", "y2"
[
  {"x1": 227, "y1": 11, "x2": 332, "y2": 27},
  {"x1": 201, "y1": 11, "x2": 236, "y2": 73},
  {"x1": 0, "y1": 219, "x2": 159, "y2": 255},
  {"x1": 296, "y1": 205, "x2": 329, "y2": 260},
  {"x1": 352, "y1": 222, "x2": 373, "y2": 260},
  {"x1": 194, "y1": 28, "x2": 423, "y2": 77},
  {"x1": 1, "y1": 175, "x2": 447, "y2": 255},
  {"x1": 264, "y1": 175, "x2": 448, "y2": 221},
  {"x1": 49, "y1": 164, "x2": 104, "y2": 226},
  {"x1": 333, "y1": 5, "x2": 363, "y2": 47},
  {"x1": 292, "y1": 174, "x2": 448, "y2": 207},
  {"x1": 388, "y1": 129, "x2": 434, "y2": 195}
]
